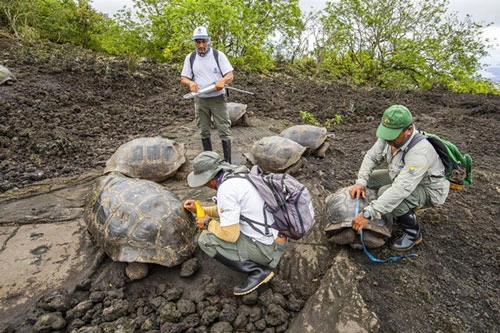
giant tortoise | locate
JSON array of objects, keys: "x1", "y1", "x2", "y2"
[
  {"x1": 104, "y1": 137, "x2": 188, "y2": 182},
  {"x1": 0, "y1": 65, "x2": 16, "y2": 85},
  {"x1": 243, "y1": 136, "x2": 307, "y2": 174},
  {"x1": 324, "y1": 186, "x2": 392, "y2": 249},
  {"x1": 84, "y1": 173, "x2": 198, "y2": 280},
  {"x1": 279, "y1": 124, "x2": 332, "y2": 158}
]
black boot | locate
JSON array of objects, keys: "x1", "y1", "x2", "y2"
[
  {"x1": 201, "y1": 138, "x2": 212, "y2": 151},
  {"x1": 213, "y1": 252, "x2": 274, "y2": 295},
  {"x1": 390, "y1": 210, "x2": 422, "y2": 251},
  {"x1": 222, "y1": 139, "x2": 231, "y2": 163}
]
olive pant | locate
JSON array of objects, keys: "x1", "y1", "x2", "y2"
[
  {"x1": 198, "y1": 231, "x2": 287, "y2": 269},
  {"x1": 194, "y1": 94, "x2": 231, "y2": 141},
  {"x1": 367, "y1": 169, "x2": 431, "y2": 217}
]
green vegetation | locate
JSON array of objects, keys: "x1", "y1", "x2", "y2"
[
  {"x1": 1, "y1": 0, "x2": 497, "y2": 94},
  {"x1": 299, "y1": 110, "x2": 320, "y2": 126},
  {"x1": 325, "y1": 115, "x2": 343, "y2": 128},
  {"x1": 300, "y1": 111, "x2": 343, "y2": 128}
]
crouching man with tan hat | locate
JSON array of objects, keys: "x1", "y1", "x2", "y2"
[{"x1": 183, "y1": 151, "x2": 288, "y2": 295}]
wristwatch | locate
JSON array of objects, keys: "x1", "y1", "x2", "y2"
[
  {"x1": 204, "y1": 219, "x2": 210, "y2": 230},
  {"x1": 362, "y1": 209, "x2": 372, "y2": 220}
]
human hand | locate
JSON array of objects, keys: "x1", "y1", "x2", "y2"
[
  {"x1": 349, "y1": 184, "x2": 366, "y2": 199},
  {"x1": 215, "y1": 79, "x2": 225, "y2": 91},
  {"x1": 351, "y1": 212, "x2": 369, "y2": 233},
  {"x1": 196, "y1": 216, "x2": 210, "y2": 230},
  {"x1": 183, "y1": 200, "x2": 196, "y2": 213},
  {"x1": 189, "y1": 82, "x2": 198, "y2": 92}
]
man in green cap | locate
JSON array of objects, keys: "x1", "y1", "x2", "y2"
[
  {"x1": 183, "y1": 151, "x2": 288, "y2": 295},
  {"x1": 349, "y1": 105, "x2": 450, "y2": 251}
]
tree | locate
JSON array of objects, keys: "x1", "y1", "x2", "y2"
[
  {"x1": 317, "y1": 0, "x2": 495, "y2": 91},
  {"x1": 1, "y1": 0, "x2": 38, "y2": 40},
  {"x1": 1, "y1": 0, "x2": 106, "y2": 49},
  {"x1": 115, "y1": 0, "x2": 303, "y2": 71}
]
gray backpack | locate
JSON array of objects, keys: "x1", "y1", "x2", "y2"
[{"x1": 228, "y1": 166, "x2": 316, "y2": 240}]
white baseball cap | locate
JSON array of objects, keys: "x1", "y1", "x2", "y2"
[{"x1": 192, "y1": 26, "x2": 210, "y2": 40}]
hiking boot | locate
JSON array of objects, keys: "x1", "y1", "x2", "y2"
[
  {"x1": 213, "y1": 252, "x2": 274, "y2": 295},
  {"x1": 201, "y1": 138, "x2": 212, "y2": 151},
  {"x1": 222, "y1": 139, "x2": 231, "y2": 163},
  {"x1": 390, "y1": 210, "x2": 422, "y2": 251},
  {"x1": 233, "y1": 263, "x2": 274, "y2": 296}
]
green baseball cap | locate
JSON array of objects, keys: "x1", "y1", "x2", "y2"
[
  {"x1": 187, "y1": 151, "x2": 223, "y2": 187},
  {"x1": 376, "y1": 105, "x2": 413, "y2": 141}
]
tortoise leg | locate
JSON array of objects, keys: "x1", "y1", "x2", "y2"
[
  {"x1": 125, "y1": 262, "x2": 149, "y2": 281},
  {"x1": 174, "y1": 160, "x2": 191, "y2": 181},
  {"x1": 361, "y1": 230, "x2": 386, "y2": 248},
  {"x1": 315, "y1": 142, "x2": 330, "y2": 158},
  {"x1": 285, "y1": 157, "x2": 307, "y2": 175},
  {"x1": 241, "y1": 113, "x2": 250, "y2": 127},
  {"x1": 327, "y1": 228, "x2": 355, "y2": 245}
]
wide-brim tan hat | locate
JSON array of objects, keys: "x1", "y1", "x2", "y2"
[{"x1": 187, "y1": 151, "x2": 223, "y2": 187}]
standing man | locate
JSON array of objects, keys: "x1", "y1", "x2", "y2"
[
  {"x1": 181, "y1": 26, "x2": 234, "y2": 163},
  {"x1": 183, "y1": 151, "x2": 288, "y2": 295},
  {"x1": 350, "y1": 105, "x2": 450, "y2": 251}
]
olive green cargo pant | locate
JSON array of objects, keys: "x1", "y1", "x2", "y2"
[
  {"x1": 194, "y1": 95, "x2": 231, "y2": 141},
  {"x1": 367, "y1": 169, "x2": 431, "y2": 217},
  {"x1": 198, "y1": 231, "x2": 287, "y2": 269}
]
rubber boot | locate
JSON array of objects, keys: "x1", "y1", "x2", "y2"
[
  {"x1": 222, "y1": 139, "x2": 232, "y2": 163},
  {"x1": 213, "y1": 252, "x2": 274, "y2": 296},
  {"x1": 201, "y1": 138, "x2": 212, "y2": 151},
  {"x1": 390, "y1": 210, "x2": 423, "y2": 251}
]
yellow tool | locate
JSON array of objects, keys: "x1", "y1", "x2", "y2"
[
  {"x1": 194, "y1": 201, "x2": 208, "y2": 232},
  {"x1": 194, "y1": 201, "x2": 206, "y2": 217}
]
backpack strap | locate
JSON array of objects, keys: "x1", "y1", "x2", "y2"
[
  {"x1": 189, "y1": 48, "x2": 222, "y2": 80},
  {"x1": 402, "y1": 131, "x2": 448, "y2": 179},
  {"x1": 212, "y1": 49, "x2": 229, "y2": 97},
  {"x1": 224, "y1": 173, "x2": 272, "y2": 236},
  {"x1": 213, "y1": 49, "x2": 222, "y2": 75},
  {"x1": 240, "y1": 214, "x2": 271, "y2": 237},
  {"x1": 401, "y1": 132, "x2": 427, "y2": 163},
  {"x1": 189, "y1": 51, "x2": 196, "y2": 79}
]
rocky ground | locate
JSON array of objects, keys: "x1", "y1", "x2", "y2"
[{"x1": 1, "y1": 36, "x2": 499, "y2": 332}]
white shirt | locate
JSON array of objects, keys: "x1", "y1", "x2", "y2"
[
  {"x1": 217, "y1": 177, "x2": 278, "y2": 245},
  {"x1": 181, "y1": 48, "x2": 233, "y2": 98}
]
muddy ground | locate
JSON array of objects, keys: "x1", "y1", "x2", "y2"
[{"x1": 1, "y1": 36, "x2": 499, "y2": 332}]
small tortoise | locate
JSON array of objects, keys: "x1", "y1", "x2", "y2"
[
  {"x1": 324, "y1": 186, "x2": 392, "y2": 249},
  {"x1": 0, "y1": 65, "x2": 16, "y2": 85},
  {"x1": 279, "y1": 125, "x2": 332, "y2": 158},
  {"x1": 211, "y1": 102, "x2": 253, "y2": 128},
  {"x1": 84, "y1": 173, "x2": 198, "y2": 280},
  {"x1": 104, "y1": 137, "x2": 188, "y2": 182},
  {"x1": 227, "y1": 102, "x2": 253, "y2": 127},
  {"x1": 243, "y1": 136, "x2": 307, "y2": 174}
]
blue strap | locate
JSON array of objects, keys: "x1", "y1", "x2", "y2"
[
  {"x1": 360, "y1": 230, "x2": 417, "y2": 262},
  {"x1": 355, "y1": 199, "x2": 418, "y2": 263}
]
